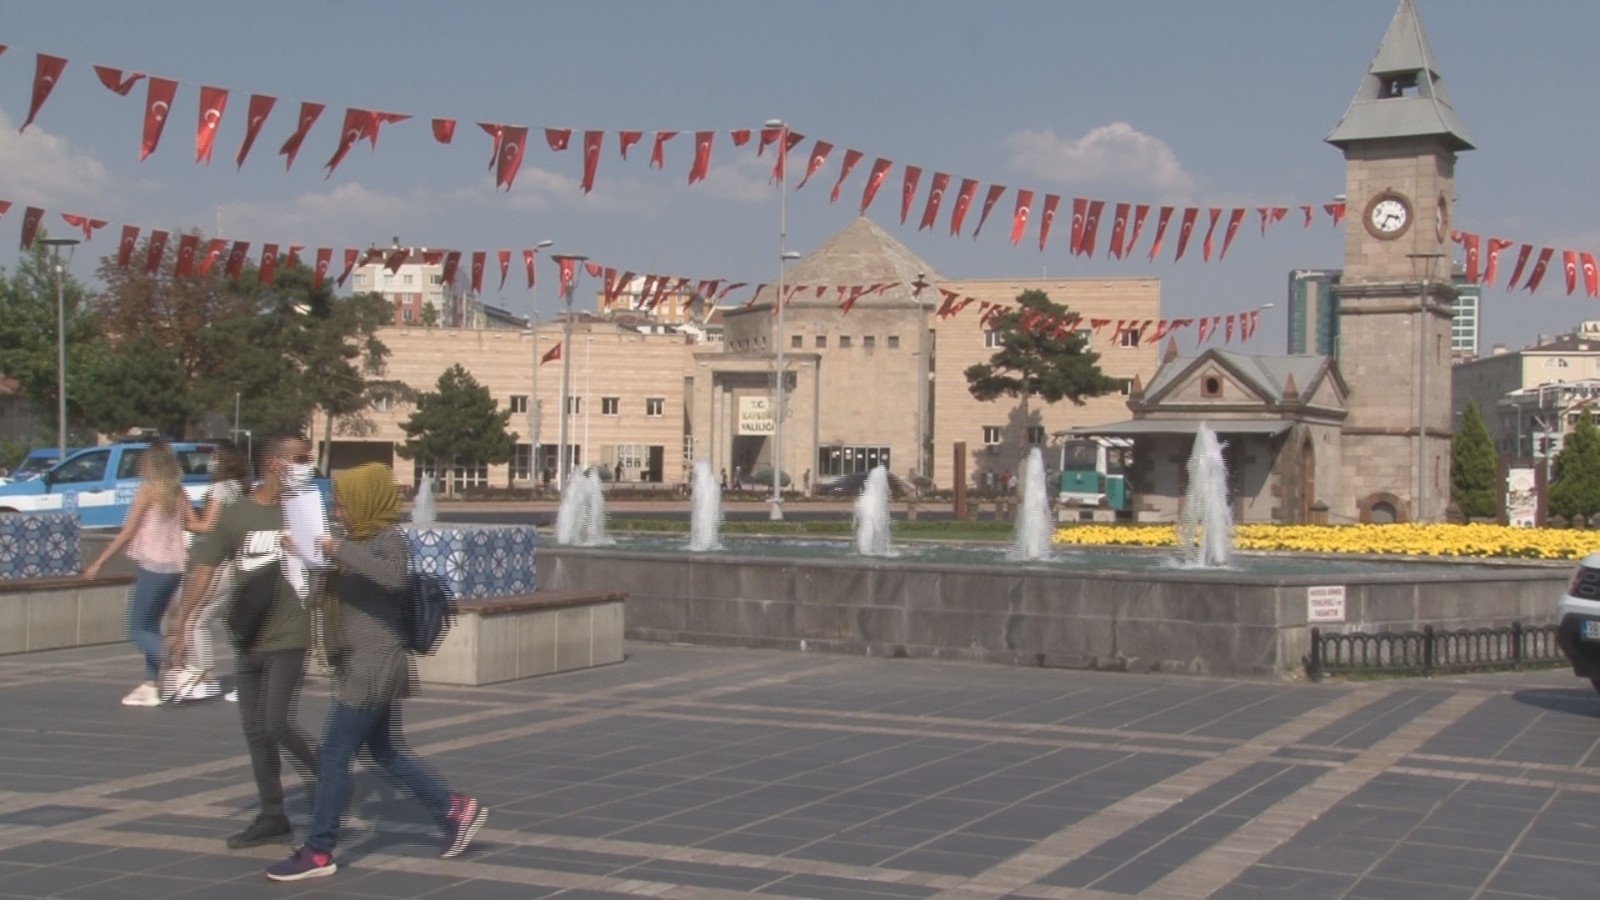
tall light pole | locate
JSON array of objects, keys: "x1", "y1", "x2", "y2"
[
  {"x1": 527, "y1": 239, "x2": 553, "y2": 486},
  {"x1": 552, "y1": 254, "x2": 586, "y2": 491},
  {"x1": 39, "y1": 238, "x2": 79, "y2": 460},
  {"x1": 912, "y1": 272, "x2": 931, "y2": 481},
  {"x1": 768, "y1": 117, "x2": 791, "y2": 521},
  {"x1": 1257, "y1": 302, "x2": 1276, "y2": 353},
  {"x1": 1408, "y1": 251, "x2": 1446, "y2": 522}
]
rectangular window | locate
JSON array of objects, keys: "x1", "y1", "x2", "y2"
[
  {"x1": 839, "y1": 335, "x2": 853, "y2": 349},
  {"x1": 1118, "y1": 378, "x2": 1134, "y2": 396},
  {"x1": 1119, "y1": 328, "x2": 1142, "y2": 348},
  {"x1": 984, "y1": 330, "x2": 1003, "y2": 348},
  {"x1": 887, "y1": 335, "x2": 900, "y2": 349},
  {"x1": 982, "y1": 426, "x2": 1002, "y2": 445},
  {"x1": 429, "y1": 274, "x2": 442, "y2": 285},
  {"x1": 791, "y1": 334, "x2": 803, "y2": 349},
  {"x1": 1075, "y1": 327, "x2": 1093, "y2": 344},
  {"x1": 601, "y1": 396, "x2": 620, "y2": 416},
  {"x1": 645, "y1": 397, "x2": 665, "y2": 417},
  {"x1": 815, "y1": 335, "x2": 827, "y2": 349},
  {"x1": 371, "y1": 395, "x2": 395, "y2": 412},
  {"x1": 511, "y1": 444, "x2": 532, "y2": 481},
  {"x1": 509, "y1": 395, "x2": 529, "y2": 414},
  {"x1": 403, "y1": 274, "x2": 414, "y2": 285},
  {"x1": 566, "y1": 396, "x2": 582, "y2": 415},
  {"x1": 1026, "y1": 426, "x2": 1045, "y2": 445},
  {"x1": 401, "y1": 308, "x2": 413, "y2": 323},
  {"x1": 863, "y1": 335, "x2": 876, "y2": 350}
]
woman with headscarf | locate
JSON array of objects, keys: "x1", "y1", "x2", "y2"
[{"x1": 265, "y1": 463, "x2": 486, "y2": 882}]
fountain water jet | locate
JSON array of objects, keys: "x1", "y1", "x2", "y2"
[
  {"x1": 1008, "y1": 447, "x2": 1054, "y2": 561},
  {"x1": 555, "y1": 469, "x2": 614, "y2": 547},
  {"x1": 687, "y1": 459, "x2": 724, "y2": 552},
  {"x1": 411, "y1": 475, "x2": 437, "y2": 525},
  {"x1": 853, "y1": 466, "x2": 897, "y2": 557},
  {"x1": 1177, "y1": 423, "x2": 1233, "y2": 568}
]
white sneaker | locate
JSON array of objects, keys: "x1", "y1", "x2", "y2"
[
  {"x1": 225, "y1": 689, "x2": 238, "y2": 702},
  {"x1": 162, "y1": 666, "x2": 204, "y2": 703},
  {"x1": 121, "y1": 684, "x2": 160, "y2": 707},
  {"x1": 183, "y1": 679, "x2": 222, "y2": 701}
]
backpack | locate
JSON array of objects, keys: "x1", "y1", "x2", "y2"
[{"x1": 403, "y1": 562, "x2": 457, "y2": 655}]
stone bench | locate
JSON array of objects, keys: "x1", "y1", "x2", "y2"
[
  {"x1": 414, "y1": 590, "x2": 626, "y2": 686},
  {"x1": 0, "y1": 576, "x2": 133, "y2": 655}
]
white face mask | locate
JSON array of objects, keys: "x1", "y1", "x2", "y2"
[{"x1": 283, "y1": 462, "x2": 314, "y2": 489}]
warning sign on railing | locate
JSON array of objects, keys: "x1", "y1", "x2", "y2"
[{"x1": 1307, "y1": 585, "x2": 1347, "y2": 624}]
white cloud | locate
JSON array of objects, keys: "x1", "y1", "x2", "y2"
[
  {"x1": 1003, "y1": 122, "x2": 1196, "y2": 199},
  {"x1": 697, "y1": 156, "x2": 776, "y2": 203},
  {"x1": 0, "y1": 108, "x2": 148, "y2": 209}
]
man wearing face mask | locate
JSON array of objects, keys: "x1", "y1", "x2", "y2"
[{"x1": 171, "y1": 434, "x2": 320, "y2": 850}]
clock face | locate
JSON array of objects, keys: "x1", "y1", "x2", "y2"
[{"x1": 1362, "y1": 191, "x2": 1412, "y2": 240}]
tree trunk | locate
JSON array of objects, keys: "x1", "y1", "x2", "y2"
[{"x1": 320, "y1": 410, "x2": 334, "y2": 475}]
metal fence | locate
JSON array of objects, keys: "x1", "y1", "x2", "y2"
[{"x1": 1306, "y1": 621, "x2": 1564, "y2": 682}]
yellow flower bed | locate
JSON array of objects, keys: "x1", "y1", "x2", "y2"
[{"x1": 1053, "y1": 522, "x2": 1600, "y2": 561}]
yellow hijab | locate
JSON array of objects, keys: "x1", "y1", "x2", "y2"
[{"x1": 333, "y1": 463, "x2": 400, "y2": 540}]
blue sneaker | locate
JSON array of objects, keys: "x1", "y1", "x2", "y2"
[
  {"x1": 441, "y1": 794, "x2": 487, "y2": 858},
  {"x1": 264, "y1": 846, "x2": 336, "y2": 882}
]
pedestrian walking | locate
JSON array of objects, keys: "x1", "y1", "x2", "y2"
[
  {"x1": 85, "y1": 438, "x2": 196, "y2": 707},
  {"x1": 169, "y1": 441, "x2": 252, "y2": 702},
  {"x1": 265, "y1": 462, "x2": 487, "y2": 882},
  {"x1": 170, "y1": 435, "x2": 319, "y2": 850}
]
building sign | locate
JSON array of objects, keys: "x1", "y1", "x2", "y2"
[
  {"x1": 737, "y1": 396, "x2": 775, "y2": 436},
  {"x1": 1506, "y1": 466, "x2": 1537, "y2": 528},
  {"x1": 1306, "y1": 585, "x2": 1347, "y2": 624}
]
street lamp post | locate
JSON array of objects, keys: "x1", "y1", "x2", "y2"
[
  {"x1": 769, "y1": 117, "x2": 792, "y2": 521},
  {"x1": 527, "y1": 239, "x2": 553, "y2": 487},
  {"x1": 1257, "y1": 302, "x2": 1276, "y2": 353},
  {"x1": 912, "y1": 273, "x2": 931, "y2": 481},
  {"x1": 39, "y1": 238, "x2": 80, "y2": 460},
  {"x1": 552, "y1": 255, "x2": 586, "y2": 492},
  {"x1": 1408, "y1": 251, "x2": 1446, "y2": 522}
]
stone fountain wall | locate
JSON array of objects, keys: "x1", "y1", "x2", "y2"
[{"x1": 541, "y1": 547, "x2": 1566, "y2": 678}]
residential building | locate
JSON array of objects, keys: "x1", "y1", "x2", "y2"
[
  {"x1": 348, "y1": 244, "x2": 489, "y2": 329},
  {"x1": 1452, "y1": 321, "x2": 1600, "y2": 456}
]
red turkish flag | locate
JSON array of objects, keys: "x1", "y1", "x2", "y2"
[
  {"x1": 1028, "y1": 193, "x2": 1056, "y2": 251},
  {"x1": 544, "y1": 128, "x2": 571, "y2": 151},
  {"x1": 478, "y1": 123, "x2": 504, "y2": 168},
  {"x1": 197, "y1": 238, "x2": 226, "y2": 277},
  {"x1": 650, "y1": 131, "x2": 676, "y2": 170},
  {"x1": 1147, "y1": 207, "x2": 1174, "y2": 261},
  {"x1": 1564, "y1": 250, "x2": 1579, "y2": 295},
  {"x1": 287, "y1": 245, "x2": 304, "y2": 272},
  {"x1": 1525, "y1": 247, "x2": 1554, "y2": 293},
  {"x1": 541, "y1": 343, "x2": 561, "y2": 365},
  {"x1": 1080, "y1": 200, "x2": 1105, "y2": 257},
  {"x1": 440, "y1": 251, "x2": 460, "y2": 289},
  {"x1": 974, "y1": 185, "x2": 1006, "y2": 239},
  {"x1": 259, "y1": 243, "x2": 280, "y2": 285},
  {"x1": 757, "y1": 127, "x2": 782, "y2": 156},
  {"x1": 369, "y1": 111, "x2": 410, "y2": 145},
  {"x1": 1482, "y1": 238, "x2": 1514, "y2": 286},
  {"x1": 830, "y1": 148, "x2": 863, "y2": 203},
  {"x1": 313, "y1": 247, "x2": 332, "y2": 289},
  {"x1": 555, "y1": 256, "x2": 578, "y2": 294},
  {"x1": 324, "y1": 108, "x2": 375, "y2": 176},
  {"x1": 899, "y1": 165, "x2": 922, "y2": 225},
  {"x1": 1127, "y1": 204, "x2": 1150, "y2": 256},
  {"x1": 1323, "y1": 202, "x2": 1346, "y2": 226},
  {"x1": 21, "y1": 53, "x2": 67, "y2": 132},
  {"x1": 495, "y1": 126, "x2": 528, "y2": 189},
  {"x1": 1069, "y1": 197, "x2": 1088, "y2": 255},
  {"x1": 618, "y1": 130, "x2": 642, "y2": 160},
  {"x1": 18, "y1": 206, "x2": 43, "y2": 250},
  {"x1": 1010, "y1": 189, "x2": 1033, "y2": 247},
  {"x1": 795, "y1": 140, "x2": 831, "y2": 191},
  {"x1": 1583, "y1": 253, "x2": 1600, "y2": 297},
  {"x1": 1198, "y1": 317, "x2": 1211, "y2": 345},
  {"x1": 470, "y1": 251, "x2": 486, "y2": 294},
  {"x1": 859, "y1": 158, "x2": 893, "y2": 214},
  {"x1": 337, "y1": 248, "x2": 359, "y2": 287},
  {"x1": 94, "y1": 65, "x2": 144, "y2": 96},
  {"x1": 582, "y1": 129, "x2": 604, "y2": 192},
  {"x1": 194, "y1": 85, "x2": 228, "y2": 164},
  {"x1": 950, "y1": 178, "x2": 979, "y2": 236},
  {"x1": 1174, "y1": 208, "x2": 1199, "y2": 261},
  {"x1": 278, "y1": 101, "x2": 324, "y2": 171},
  {"x1": 496, "y1": 249, "x2": 511, "y2": 291},
  {"x1": 141, "y1": 77, "x2": 178, "y2": 160},
  {"x1": 1301, "y1": 205, "x2": 1314, "y2": 228},
  {"x1": 1219, "y1": 208, "x2": 1246, "y2": 259},
  {"x1": 917, "y1": 172, "x2": 950, "y2": 232},
  {"x1": 1225, "y1": 314, "x2": 1236, "y2": 344},
  {"x1": 729, "y1": 129, "x2": 751, "y2": 147},
  {"x1": 431, "y1": 118, "x2": 455, "y2": 143},
  {"x1": 1108, "y1": 202, "x2": 1130, "y2": 259},
  {"x1": 770, "y1": 131, "x2": 802, "y2": 183},
  {"x1": 0, "y1": 201, "x2": 10, "y2": 225},
  {"x1": 687, "y1": 130, "x2": 714, "y2": 185},
  {"x1": 116, "y1": 225, "x2": 139, "y2": 269},
  {"x1": 1505, "y1": 244, "x2": 1534, "y2": 290},
  {"x1": 59, "y1": 213, "x2": 107, "y2": 241},
  {"x1": 174, "y1": 233, "x2": 199, "y2": 276},
  {"x1": 584, "y1": 261, "x2": 603, "y2": 279},
  {"x1": 234, "y1": 93, "x2": 276, "y2": 169},
  {"x1": 523, "y1": 249, "x2": 537, "y2": 289},
  {"x1": 145, "y1": 230, "x2": 169, "y2": 275},
  {"x1": 1457, "y1": 232, "x2": 1481, "y2": 282},
  {"x1": 1200, "y1": 208, "x2": 1221, "y2": 261}
]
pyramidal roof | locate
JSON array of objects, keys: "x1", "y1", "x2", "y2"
[
  {"x1": 745, "y1": 217, "x2": 940, "y2": 310},
  {"x1": 1326, "y1": 0, "x2": 1473, "y2": 151}
]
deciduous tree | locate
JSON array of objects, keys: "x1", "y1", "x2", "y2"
[{"x1": 397, "y1": 364, "x2": 516, "y2": 496}]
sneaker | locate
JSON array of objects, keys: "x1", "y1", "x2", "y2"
[
  {"x1": 162, "y1": 667, "x2": 204, "y2": 703},
  {"x1": 440, "y1": 794, "x2": 487, "y2": 858},
  {"x1": 121, "y1": 684, "x2": 160, "y2": 707},
  {"x1": 183, "y1": 679, "x2": 222, "y2": 701},
  {"x1": 226, "y1": 815, "x2": 293, "y2": 850},
  {"x1": 225, "y1": 689, "x2": 238, "y2": 702},
  {"x1": 264, "y1": 846, "x2": 336, "y2": 882}
]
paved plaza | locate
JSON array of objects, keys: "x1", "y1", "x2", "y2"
[{"x1": 0, "y1": 644, "x2": 1599, "y2": 899}]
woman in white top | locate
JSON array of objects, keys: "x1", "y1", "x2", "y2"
[{"x1": 171, "y1": 442, "x2": 252, "y2": 701}]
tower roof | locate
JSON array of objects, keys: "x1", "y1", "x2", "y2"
[
  {"x1": 1326, "y1": 0, "x2": 1473, "y2": 151},
  {"x1": 745, "y1": 217, "x2": 940, "y2": 311}
]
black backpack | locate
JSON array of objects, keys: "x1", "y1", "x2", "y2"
[{"x1": 403, "y1": 562, "x2": 456, "y2": 655}]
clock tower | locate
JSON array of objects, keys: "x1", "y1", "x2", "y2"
[{"x1": 1327, "y1": 0, "x2": 1473, "y2": 523}]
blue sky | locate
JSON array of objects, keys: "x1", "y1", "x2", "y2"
[{"x1": 0, "y1": 1, "x2": 1594, "y2": 351}]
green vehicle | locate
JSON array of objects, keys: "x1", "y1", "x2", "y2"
[{"x1": 1057, "y1": 437, "x2": 1132, "y2": 520}]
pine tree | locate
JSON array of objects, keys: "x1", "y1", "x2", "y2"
[
  {"x1": 397, "y1": 365, "x2": 516, "y2": 496},
  {"x1": 1549, "y1": 412, "x2": 1600, "y2": 521},
  {"x1": 1449, "y1": 400, "x2": 1498, "y2": 519}
]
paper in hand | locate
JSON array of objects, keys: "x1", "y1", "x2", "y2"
[{"x1": 282, "y1": 488, "x2": 327, "y2": 599}]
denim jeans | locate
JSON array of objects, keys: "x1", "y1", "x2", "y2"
[
  {"x1": 304, "y1": 701, "x2": 450, "y2": 853},
  {"x1": 125, "y1": 568, "x2": 182, "y2": 682}
]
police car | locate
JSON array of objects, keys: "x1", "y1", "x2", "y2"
[
  {"x1": 1556, "y1": 552, "x2": 1600, "y2": 693},
  {"x1": 0, "y1": 441, "x2": 216, "y2": 529}
]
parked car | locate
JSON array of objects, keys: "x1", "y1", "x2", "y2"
[
  {"x1": 1557, "y1": 553, "x2": 1600, "y2": 692},
  {"x1": 0, "y1": 441, "x2": 218, "y2": 528},
  {"x1": 5, "y1": 447, "x2": 85, "y2": 484},
  {"x1": 817, "y1": 471, "x2": 915, "y2": 499}
]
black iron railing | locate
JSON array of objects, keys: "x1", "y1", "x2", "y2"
[{"x1": 1306, "y1": 621, "x2": 1564, "y2": 682}]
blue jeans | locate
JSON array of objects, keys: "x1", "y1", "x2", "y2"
[
  {"x1": 304, "y1": 701, "x2": 450, "y2": 853},
  {"x1": 126, "y1": 568, "x2": 182, "y2": 682}
]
